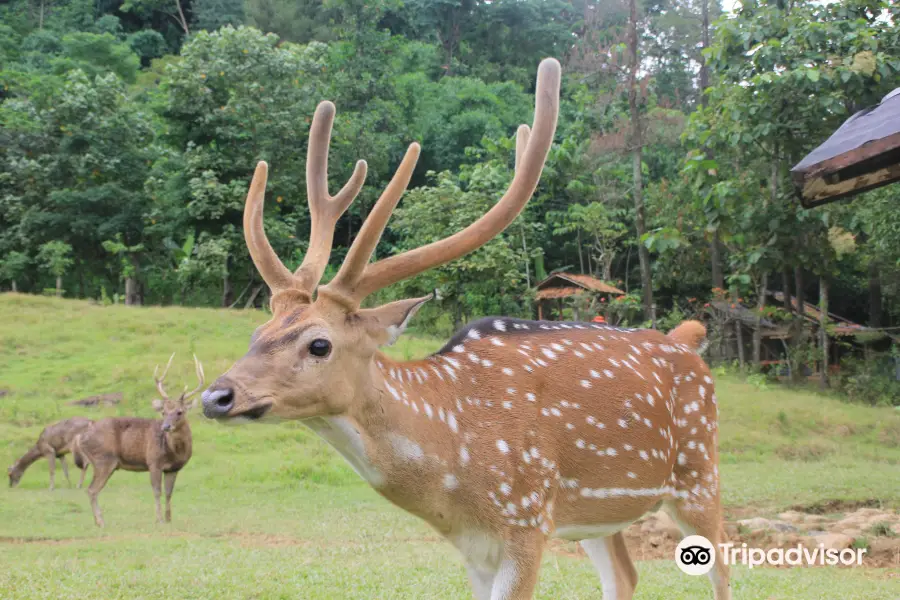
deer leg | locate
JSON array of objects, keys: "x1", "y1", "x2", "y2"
[
  {"x1": 150, "y1": 468, "x2": 163, "y2": 523},
  {"x1": 77, "y1": 462, "x2": 88, "y2": 489},
  {"x1": 580, "y1": 532, "x2": 638, "y2": 600},
  {"x1": 664, "y1": 500, "x2": 731, "y2": 600},
  {"x1": 86, "y1": 461, "x2": 116, "y2": 528},
  {"x1": 465, "y1": 564, "x2": 497, "y2": 600},
  {"x1": 489, "y1": 530, "x2": 544, "y2": 600},
  {"x1": 164, "y1": 471, "x2": 177, "y2": 523},
  {"x1": 40, "y1": 445, "x2": 56, "y2": 491},
  {"x1": 59, "y1": 455, "x2": 71, "y2": 486}
]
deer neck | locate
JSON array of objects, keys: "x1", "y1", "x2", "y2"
[
  {"x1": 12, "y1": 445, "x2": 43, "y2": 475},
  {"x1": 161, "y1": 421, "x2": 192, "y2": 457},
  {"x1": 306, "y1": 352, "x2": 462, "y2": 513}
]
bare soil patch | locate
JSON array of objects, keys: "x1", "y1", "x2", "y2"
[
  {"x1": 547, "y1": 507, "x2": 900, "y2": 569},
  {"x1": 69, "y1": 392, "x2": 123, "y2": 407}
]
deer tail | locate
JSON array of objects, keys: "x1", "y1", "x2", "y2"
[{"x1": 668, "y1": 320, "x2": 708, "y2": 354}]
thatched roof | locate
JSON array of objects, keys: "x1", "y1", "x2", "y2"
[
  {"x1": 791, "y1": 88, "x2": 900, "y2": 208},
  {"x1": 534, "y1": 273, "x2": 625, "y2": 301}
]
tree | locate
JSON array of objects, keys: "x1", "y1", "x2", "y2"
[
  {"x1": 391, "y1": 164, "x2": 534, "y2": 328},
  {"x1": 552, "y1": 203, "x2": 627, "y2": 281},
  {"x1": 0, "y1": 251, "x2": 30, "y2": 292},
  {"x1": 102, "y1": 235, "x2": 146, "y2": 305},
  {"x1": 37, "y1": 241, "x2": 73, "y2": 295}
]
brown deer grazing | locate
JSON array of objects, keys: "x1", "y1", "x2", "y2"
[
  {"x1": 8, "y1": 417, "x2": 93, "y2": 490},
  {"x1": 76, "y1": 354, "x2": 203, "y2": 528},
  {"x1": 201, "y1": 58, "x2": 730, "y2": 600}
]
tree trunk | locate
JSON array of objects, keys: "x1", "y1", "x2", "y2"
[
  {"x1": 819, "y1": 276, "x2": 829, "y2": 389},
  {"x1": 55, "y1": 275, "x2": 62, "y2": 297},
  {"x1": 781, "y1": 267, "x2": 792, "y2": 313},
  {"x1": 793, "y1": 266, "x2": 805, "y2": 314},
  {"x1": 868, "y1": 260, "x2": 882, "y2": 327},
  {"x1": 700, "y1": 0, "x2": 710, "y2": 105},
  {"x1": 125, "y1": 255, "x2": 141, "y2": 306},
  {"x1": 244, "y1": 284, "x2": 264, "y2": 309},
  {"x1": 734, "y1": 318, "x2": 745, "y2": 370},
  {"x1": 624, "y1": 247, "x2": 631, "y2": 294},
  {"x1": 175, "y1": 0, "x2": 190, "y2": 34},
  {"x1": 710, "y1": 230, "x2": 724, "y2": 290},
  {"x1": 627, "y1": 0, "x2": 652, "y2": 320},
  {"x1": 125, "y1": 277, "x2": 139, "y2": 305},
  {"x1": 39, "y1": 0, "x2": 45, "y2": 29},
  {"x1": 521, "y1": 224, "x2": 531, "y2": 288},
  {"x1": 221, "y1": 255, "x2": 234, "y2": 308},
  {"x1": 753, "y1": 274, "x2": 767, "y2": 366},
  {"x1": 733, "y1": 289, "x2": 745, "y2": 370},
  {"x1": 577, "y1": 229, "x2": 585, "y2": 274},
  {"x1": 11, "y1": 280, "x2": 17, "y2": 293}
]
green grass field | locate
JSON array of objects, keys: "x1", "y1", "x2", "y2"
[{"x1": 1, "y1": 294, "x2": 898, "y2": 599}]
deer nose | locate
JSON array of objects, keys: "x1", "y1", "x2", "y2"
[{"x1": 202, "y1": 387, "x2": 234, "y2": 418}]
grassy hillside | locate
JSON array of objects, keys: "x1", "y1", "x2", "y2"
[{"x1": 1, "y1": 294, "x2": 898, "y2": 599}]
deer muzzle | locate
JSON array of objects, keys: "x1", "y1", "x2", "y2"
[{"x1": 201, "y1": 381, "x2": 272, "y2": 421}]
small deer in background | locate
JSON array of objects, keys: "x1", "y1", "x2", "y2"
[
  {"x1": 8, "y1": 417, "x2": 93, "y2": 489},
  {"x1": 201, "y1": 58, "x2": 730, "y2": 600},
  {"x1": 75, "y1": 354, "x2": 203, "y2": 527}
]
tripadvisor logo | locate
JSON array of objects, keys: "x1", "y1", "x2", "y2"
[
  {"x1": 676, "y1": 535, "x2": 716, "y2": 576},
  {"x1": 675, "y1": 535, "x2": 868, "y2": 574}
]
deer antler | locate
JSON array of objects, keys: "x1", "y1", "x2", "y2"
[
  {"x1": 243, "y1": 102, "x2": 367, "y2": 298},
  {"x1": 320, "y1": 58, "x2": 560, "y2": 307},
  {"x1": 153, "y1": 353, "x2": 176, "y2": 402},
  {"x1": 242, "y1": 58, "x2": 561, "y2": 308},
  {"x1": 180, "y1": 354, "x2": 205, "y2": 405}
]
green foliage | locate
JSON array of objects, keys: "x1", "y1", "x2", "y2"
[
  {"x1": 127, "y1": 29, "x2": 169, "y2": 65},
  {"x1": 0, "y1": 251, "x2": 29, "y2": 286},
  {"x1": 36, "y1": 241, "x2": 73, "y2": 277},
  {"x1": 390, "y1": 164, "x2": 532, "y2": 322},
  {"x1": 835, "y1": 354, "x2": 900, "y2": 407},
  {"x1": 0, "y1": 0, "x2": 898, "y2": 354}
]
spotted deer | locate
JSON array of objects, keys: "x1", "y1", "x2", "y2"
[
  {"x1": 76, "y1": 354, "x2": 203, "y2": 527},
  {"x1": 201, "y1": 58, "x2": 730, "y2": 600}
]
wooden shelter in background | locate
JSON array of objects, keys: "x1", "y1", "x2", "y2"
[
  {"x1": 702, "y1": 300, "x2": 789, "y2": 367},
  {"x1": 704, "y1": 292, "x2": 896, "y2": 376},
  {"x1": 534, "y1": 272, "x2": 624, "y2": 321},
  {"x1": 792, "y1": 88, "x2": 900, "y2": 208}
]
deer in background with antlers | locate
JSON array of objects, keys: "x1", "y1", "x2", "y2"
[
  {"x1": 201, "y1": 58, "x2": 730, "y2": 600},
  {"x1": 75, "y1": 354, "x2": 203, "y2": 527}
]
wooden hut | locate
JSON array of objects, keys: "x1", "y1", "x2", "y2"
[
  {"x1": 534, "y1": 272, "x2": 624, "y2": 320},
  {"x1": 792, "y1": 87, "x2": 900, "y2": 208},
  {"x1": 703, "y1": 300, "x2": 789, "y2": 368}
]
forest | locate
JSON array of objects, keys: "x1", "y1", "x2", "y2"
[{"x1": 1, "y1": 0, "x2": 899, "y2": 398}]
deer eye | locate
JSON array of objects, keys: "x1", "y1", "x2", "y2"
[{"x1": 309, "y1": 338, "x2": 331, "y2": 357}]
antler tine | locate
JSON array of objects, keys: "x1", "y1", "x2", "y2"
[
  {"x1": 181, "y1": 354, "x2": 206, "y2": 403},
  {"x1": 321, "y1": 143, "x2": 421, "y2": 303},
  {"x1": 153, "y1": 352, "x2": 176, "y2": 402},
  {"x1": 344, "y1": 58, "x2": 561, "y2": 304},
  {"x1": 293, "y1": 101, "x2": 368, "y2": 295},
  {"x1": 515, "y1": 124, "x2": 531, "y2": 170},
  {"x1": 244, "y1": 162, "x2": 296, "y2": 293}
]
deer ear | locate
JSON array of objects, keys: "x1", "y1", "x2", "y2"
[
  {"x1": 152, "y1": 399, "x2": 164, "y2": 413},
  {"x1": 184, "y1": 398, "x2": 197, "y2": 412},
  {"x1": 357, "y1": 294, "x2": 433, "y2": 346}
]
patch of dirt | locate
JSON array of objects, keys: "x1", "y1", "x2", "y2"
[
  {"x1": 0, "y1": 389, "x2": 9, "y2": 398},
  {"x1": 69, "y1": 392, "x2": 123, "y2": 407},
  {"x1": 791, "y1": 499, "x2": 883, "y2": 514},
  {"x1": 547, "y1": 506, "x2": 900, "y2": 569}
]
